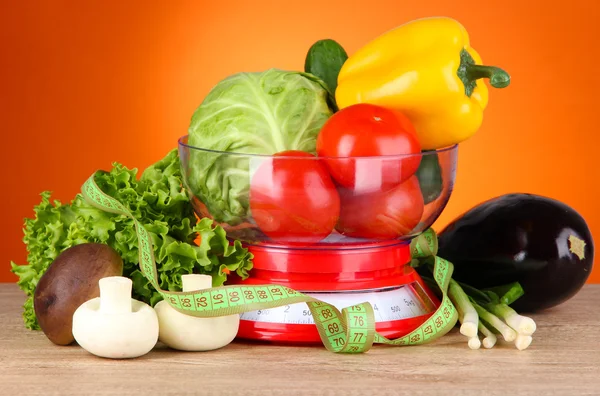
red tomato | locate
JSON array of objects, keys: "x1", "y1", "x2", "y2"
[
  {"x1": 249, "y1": 150, "x2": 340, "y2": 244},
  {"x1": 316, "y1": 103, "x2": 422, "y2": 194},
  {"x1": 335, "y1": 176, "x2": 425, "y2": 240}
]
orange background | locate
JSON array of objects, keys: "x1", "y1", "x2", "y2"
[{"x1": 2, "y1": 0, "x2": 599, "y2": 283}]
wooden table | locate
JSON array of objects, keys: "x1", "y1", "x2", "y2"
[{"x1": 1, "y1": 284, "x2": 599, "y2": 395}]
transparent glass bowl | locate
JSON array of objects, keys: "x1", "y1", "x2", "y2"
[{"x1": 178, "y1": 135, "x2": 458, "y2": 248}]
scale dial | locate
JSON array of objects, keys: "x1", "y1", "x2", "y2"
[{"x1": 239, "y1": 283, "x2": 433, "y2": 325}]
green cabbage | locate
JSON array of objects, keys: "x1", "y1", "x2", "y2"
[
  {"x1": 10, "y1": 149, "x2": 253, "y2": 330},
  {"x1": 186, "y1": 68, "x2": 334, "y2": 226}
]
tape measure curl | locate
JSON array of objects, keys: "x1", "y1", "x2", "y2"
[{"x1": 81, "y1": 173, "x2": 458, "y2": 354}]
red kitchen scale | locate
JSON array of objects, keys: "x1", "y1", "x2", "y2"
[
  {"x1": 232, "y1": 239, "x2": 440, "y2": 344},
  {"x1": 179, "y1": 135, "x2": 458, "y2": 345}
]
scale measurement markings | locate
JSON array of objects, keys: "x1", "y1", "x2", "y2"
[{"x1": 240, "y1": 286, "x2": 429, "y2": 324}]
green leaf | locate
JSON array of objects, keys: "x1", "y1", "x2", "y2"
[
  {"x1": 11, "y1": 149, "x2": 253, "y2": 329},
  {"x1": 186, "y1": 69, "x2": 334, "y2": 225},
  {"x1": 484, "y1": 282, "x2": 525, "y2": 306},
  {"x1": 415, "y1": 151, "x2": 444, "y2": 205},
  {"x1": 455, "y1": 280, "x2": 494, "y2": 305},
  {"x1": 304, "y1": 38, "x2": 348, "y2": 107}
]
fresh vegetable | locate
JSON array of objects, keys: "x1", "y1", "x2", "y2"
[
  {"x1": 316, "y1": 103, "x2": 422, "y2": 194},
  {"x1": 72, "y1": 276, "x2": 159, "y2": 359},
  {"x1": 467, "y1": 336, "x2": 481, "y2": 350},
  {"x1": 415, "y1": 151, "x2": 443, "y2": 204},
  {"x1": 155, "y1": 274, "x2": 239, "y2": 351},
  {"x1": 335, "y1": 16, "x2": 511, "y2": 150},
  {"x1": 514, "y1": 335, "x2": 533, "y2": 351},
  {"x1": 477, "y1": 321, "x2": 497, "y2": 349},
  {"x1": 186, "y1": 69, "x2": 335, "y2": 226},
  {"x1": 336, "y1": 175, "x2": 424, "y2": 239},
  {"x1": 436, "y1": 193, "x2": 594, "y2": 312},
  {"x1": 249, "y1": 150, "x2": 340, "y2": 243},
  {"x1": 11, "y1": 149, "x2": 253, "y2": 330},
  {"x1": 304, "y1": 38, "x2": 348, "y2": 103},
  {"x1": 448, "y1": 278, "x2": 478, "y2": 338},
  {"x1": 415, "y1": 229, "x2": 537, "y2": 351},
  {"x1": 472, "y1": 301, "x2": 517, "y2": 342},
  {"x1": 33, "y1": 243, "x2": 124, "y2": 345},
  {"x1": 417, "y1": 261, "x2": 537, "y2": 351},
  {"x1": 485, "y1": 302, "x2": 536, "y2": 336}
]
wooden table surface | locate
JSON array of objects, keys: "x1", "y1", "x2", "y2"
[{"x1": 1, "y1": 284, "x2": 599, "y2": 396}]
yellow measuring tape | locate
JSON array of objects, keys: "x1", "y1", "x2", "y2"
[{"x1": 82, "y1": 173, "x2": 458, "y2": 353}]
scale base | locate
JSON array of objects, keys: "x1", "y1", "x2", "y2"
[
  {"x1": 231, "y1": 241, "x2": 440, "y2": 344},
  {"x1": 237, "y1": 315, "x2": 435, "y2": 344}
]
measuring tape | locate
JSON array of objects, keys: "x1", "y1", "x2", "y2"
[{"x1": 81, "y1": 172, "x2": 458, "y2": 354}]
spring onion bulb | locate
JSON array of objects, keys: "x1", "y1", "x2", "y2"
[
  {"x1": 477, "y1": 321, "x2": 497, "y2": 349},
  {"x1": 449, "y1": 280, "x2": 479, "y2": 338},
  {"x1": 468, "y1": 336, "x2": 481, "y2": 350},
  {"x1": 473, "y1": 303, "x2": 517, "y2": 342},
  {"x1": 486, "y1": 303, "x2": 537, "y2": 336},
  {"x1": 515, "y1": 334, "x2": 533, "y2": 350}
]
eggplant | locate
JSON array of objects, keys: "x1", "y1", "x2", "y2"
[{"x1": 437, "y1": 193, "x2": 594, "y2": 312}]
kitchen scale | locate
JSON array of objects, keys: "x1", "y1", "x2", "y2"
[
  {"x1": 231, "y1": 237, "x2": 440, "y2": 344},
  {"x1": 179, "y1": 135, "x2": 458, "y2": 345}
]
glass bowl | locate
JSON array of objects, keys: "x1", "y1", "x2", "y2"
[{"x1": 178, "y1": 135, "x2": 458, "y2": 249}]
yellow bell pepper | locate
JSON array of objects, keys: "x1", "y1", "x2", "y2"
[{"x1": 335, "y1": 16, "x2": 510, "y2": 150}]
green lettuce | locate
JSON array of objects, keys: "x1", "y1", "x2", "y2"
[
  {"x1": 11, "y1": 149, "x2": 253, "y2": 330},
  {"x1": 186, "y1": 68, "x2": 334, "y2": 226}
]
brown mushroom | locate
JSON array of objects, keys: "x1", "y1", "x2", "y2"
[{"x1": 33, "y1": 243, "x2": 124, "y2": 345}]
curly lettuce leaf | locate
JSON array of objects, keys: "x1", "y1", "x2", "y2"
[{"x1": 11, "y1": 149, "x2": 253, "y2": 330}]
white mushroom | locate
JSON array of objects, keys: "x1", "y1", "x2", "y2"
[
  {"x1": 155, "y1": 274, "x2": 240, "y2": 351},
  {"x1": 72, "y1": 276, "x2": 159, "y2": 359}
]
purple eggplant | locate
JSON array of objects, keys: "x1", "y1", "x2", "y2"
[{"x1": 437, "y1": 193, "x2": 594, "y2": 312}]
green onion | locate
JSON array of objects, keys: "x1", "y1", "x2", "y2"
[
  {"x1": 483, "y1": 282, "x2": 525, "y2": 305},
  {"x1": 468, "y1": 336, "x2": 481, "y2": 350},
  {"x1": 478, "y1": 321, "x2": 497, "y2": 349},
  {"x1": 472, "y1": 302, "x2": 517, "y2": 342},
  {"x1": 515, "y1": 334, "x2": 533, "y2": 350},
  {"x1": 414, "y1": 259, "x2": 534, "y2": 351},
  {"x1": 455, "y1": 280, "x2": 493, "y2": 304},
  {"x1": 485, "y1": 302, "x2": 537, "y2": 336},
  {"x1": 449, "y1": 279, "x2": 479, "y2": 338}
]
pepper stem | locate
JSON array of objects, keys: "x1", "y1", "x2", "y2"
[
  {"x1": 458, "y1": 49, "x2": 511, "y2": 97},
  {"x1": 465, "y1": 64, "x2": 510, "y2": 89}
]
